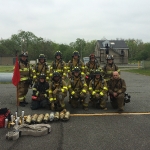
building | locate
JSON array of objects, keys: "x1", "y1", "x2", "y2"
[{"x1": 95, "y1": 39, "x2": 129, "y2": 64}]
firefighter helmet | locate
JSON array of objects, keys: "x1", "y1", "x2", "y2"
[
  {"x1": 20, "y1": 52, "x2": 28, "y2": 57},
  {"x1": 39, "y1": 73, "x2": 46, "y2": 79},
  {"x1": 73, "y1": 67, "x2": 81, "y2": 73},
  {"x1": 39, "y1": 54, "x2": 46, "y2": 60},
  {"x1": 106, "y1": 55, "x2": 114, "y2": 60},
  {"x1": 89, "y1": 54, "x2": 95, "y2": 58},
  {"x1": 53, "y1": 71, "x2": 61, "y2": 78},
  {"x1": 94, "y1": 69, "x2": 101, "y2": 75},
  {"x1": 55, "y1": 51, "x2": 62, "y2": 58},
  {"x1": 72, "y1": 51, "x2": 80, "y2": 57}
]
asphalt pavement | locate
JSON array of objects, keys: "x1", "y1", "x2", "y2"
[{"x1": 0, "y1": 71, "x2": 150, "y2": 150}]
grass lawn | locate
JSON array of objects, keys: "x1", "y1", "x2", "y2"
[
  {"x1": 0, "y1": 66, "x2": 13, "y2": 72},
  {"x1": 123, "y1": 68, "x2": 150, "y2": 76}
]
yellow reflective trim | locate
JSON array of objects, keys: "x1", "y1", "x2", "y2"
[
  {"x1": 103, "y1": 87, "x2": 108, "y2": 90},
  {"x1": 33, "y1": 76, "x2": 36, "y2": 79},
  {"x1": 50, "y1": 73, "x2": 53, "y2": 77},
  {"x1": 32, "y1": 88, "x2": 37, "y2": 91},
  {"x1": 95, "y1": 90, "x2": 99, "y2": 92},
  {"x1": 81, "y1": 72, "x2": 84, "y2": 75},
  {"x1": 63, "y1": 86, "x2": 67, "y2": 89},
  {"x1": 92, "y1": 91, "x2": 96, "y2": 95},
  {"x1": 49, "y1": 90, "x2": 52, "y2": 93},
  {"x1": 53, "y1": 98, "x2": 56, "y2": 100},
  {"x1": 89, "y1": 87, "x2": 92, "y2": 90},
  {"x1": 83, "y1": 84, "x2": 87, "y2": 87},
  {"x1": 36, "y1": 92, "x2": 39, "y2": 96},
  {"x1": 82, "y1": 89, "x2": 86, "y2": 93},
  {"x1": 33, "y1": 70, "x2": 35, "y2": 73},
  {"x1": 71, "y1": 91, "x2": 75, "y2": 95},
  {"x1": 61, "y1": 89, "x2": 65, "y2": 92},
  {"x1": 68, "y1": 85, "x2": 71, "y2": 88},
  {"x1": 100, "y1": 92, "x2": 104, "y2": 96},
  {"x1": 107, "y1": 71, "x2": 112, "y2": 74},
  {"x1": 20, "y1": 77, "x2": 28, "y2": 81},
  {"x1": 50, "y1": 98, "x2": 53, "y2": 101},
  {"x1": 18, "y1": 97, "x2": 24, "y2": 100}
]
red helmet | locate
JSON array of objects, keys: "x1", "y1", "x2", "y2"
[{"x1": 89, "y1": 54, "x2": 95, "y2": 59}]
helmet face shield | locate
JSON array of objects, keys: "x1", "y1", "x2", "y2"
[
  {"x1": 106, "y1": 55, "x2": 114, "y2": 60},
  {"x1": 39, "y1": 54, "x2": 46, "y2": 62},
  {"x1": 73, "y1": 51, "x2": 80, "y2": 57},
  {"x1": 20, "y1": 52, "x2": 28, "y2": 57},
  {"x1": 39, "y1": 73, "x2": 46, "y2": 79},
  {"x1": 55, "y1": 51, "x2": 62, "y2": 58}
]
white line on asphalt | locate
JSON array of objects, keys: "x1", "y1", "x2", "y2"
[{"x1": 70, "y1": 112, "x2": 150, "y2": 116}]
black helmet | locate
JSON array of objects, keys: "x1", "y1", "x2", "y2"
[
  {"x1": 72, "y1": 51, "x2": 80, "y2": 57},
  {"x1": 73, "y1": 66, "x2": 81, "y2": 73},
  {"x1": 106, "y1": 55, "x2": 114, "y2": 60},
  {"x1": 55, "y1": 51, "x2": 62, "y2": 58},
  {"x1": 94, "y1": 69, "x2": 101, "y2": 75},
  {"x1": 53, "y1": 71, "x2": 61, "y2": 78},
  {"x1": 39, "y1": 73, "x2": 46, "y2": 79},
  {"x1": 39, "y1": 54, "x2": 46, "y2": 60},
  {"x1": 20, "y1": 52, "x2": 28, "y2": 57}
]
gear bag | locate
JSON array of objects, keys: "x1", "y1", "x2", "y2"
[{"x1": 0, "y1": 108, "x2": 11, "y2": 128}]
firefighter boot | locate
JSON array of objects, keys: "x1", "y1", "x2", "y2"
[
  {"x1": 54, "y1": 112, "x2": 59, "y2": 121},
  {"x1": 59, "y1": 109, "x2": 67, "y2": 120},
  {"x1": 63, "y1": 111, "x2": 70, "y2": 121},
  {"x1": 25, "y1": 115, "x2": 32, "y2": 124},
  {"x1": 37, "y1": 114, "x2": 44, "y2": 123},
  {"x1": 31, "y1": 114, "x2": 38, "y2": 124},
  {"x1": 43, "y1": 113, "x2": 50, "y2": 123}
]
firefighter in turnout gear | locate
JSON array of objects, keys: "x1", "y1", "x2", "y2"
[
  {"x1": 32, "y1": 54, "x2": 50, "y2": 82},
  {"x1": 31, "y1": 74, "x2": 49, "y2": 110},
  {"x1": 49, "y1": 71, "x2": 68, "y2": 111},
  {"x1": 102, "y1": 55, "x2": 120, "y2": 85},
  {"x1": 89, "y1": 70, "x2": 108, "y2": 110},
  {"x1": 108, "y1": 71, "x2": 126, "y2": 112},
  {"x1": 68, "y1": 67, "x2": 89, "y2": 110},
  {"x1": 17, "y1": 52, "x2": 32, "y2": 107},
  {"x1": 85, "y1": 54, "x2": 101, "y2": 86},
  {"x1": 50, "y1": 51, "x2": 67, "y2": 80},
  {"x1": 67, "y1": 51, "x2": 85, "y2": 79}
]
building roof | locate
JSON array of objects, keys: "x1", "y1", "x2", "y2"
[{"x1": 97, "y1": 40, "x2": 129, "y2": 49}]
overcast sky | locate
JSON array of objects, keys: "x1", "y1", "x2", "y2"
[{"x1": 0, "y1": 0, "x2": 150, "y2": 44}]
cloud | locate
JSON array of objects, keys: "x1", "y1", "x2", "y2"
[{"x1": 0, "y1": 0, "x2": 150, "y2": 43}]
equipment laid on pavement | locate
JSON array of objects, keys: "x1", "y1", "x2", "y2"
[
  {"x1": 6, "y1": 124, "x2": 51, "y2": 140},
  {"x1": 124, "y1": 93, "x2": 131, "y2": 103},
  {"x1": 63, "y1": 111, "x2": 70, "y2": 121},
  {"x1": 54, "y1": 112, "x2": 60, "y2": 121},
  {"x1": 49, "y1": 112, "x2": 55, "y2": 121},
  {"x1": 0, "y1": 108, "x2": 11, "y2": 128},
  {"x1": 31, "y1": 114, "x2": 38, "y2": 124},
  {"x1": 37, "y1": 114, "x2": 44, "y2": 123},
  {"x1": 43, "y1": 113, "x2": 50, "y2": 123},
  {"x1": 59, "y1": 109, "x2": 67, "y2": 120}
]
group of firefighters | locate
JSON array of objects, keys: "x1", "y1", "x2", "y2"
[{"x1": 16, "y1": 50, "x2": 127, "y2": 113}]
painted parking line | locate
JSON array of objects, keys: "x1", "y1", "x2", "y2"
[{"x1": 70, "y1": 112, "x2": 150, "y2": 116}]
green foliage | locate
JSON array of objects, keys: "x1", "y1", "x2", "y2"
[
  {"x1": 1, "y1": 31, "x2": 150, "y2": 62},
  {"x1": 124, "y1": 68, "x2": 150, "y2": 76}
]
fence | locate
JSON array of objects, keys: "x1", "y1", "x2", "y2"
[{"x1": 141, "y1": 61, "x2": 150, "y2": 69}]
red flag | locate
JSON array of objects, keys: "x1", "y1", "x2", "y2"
[{"x1": 12, "y1": 56, "x2": 20, "y2": 86}]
